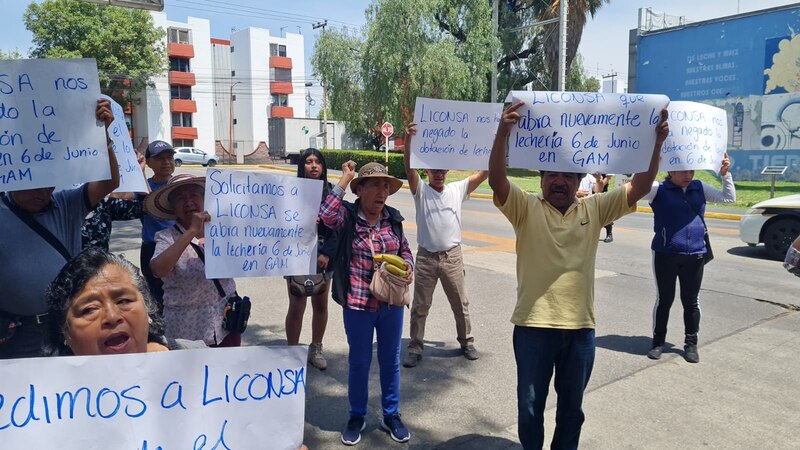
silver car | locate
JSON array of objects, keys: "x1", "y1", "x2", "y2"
[
  {"x1": 739, "y1": 194, "x2": 800, "y2": 260},
  {"x1": 173, "y1": 147, "x2": 218, "y2": 167}
]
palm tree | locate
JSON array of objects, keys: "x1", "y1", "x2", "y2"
[{"x1": 515, "y1": 0, "x2": 611, "y2": 90}]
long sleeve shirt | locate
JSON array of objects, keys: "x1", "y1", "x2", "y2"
[{"x1": 320, "y1": 185, "x2": 413, "y2": 311}]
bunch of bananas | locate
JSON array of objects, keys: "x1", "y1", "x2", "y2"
[{"x1": 373, "y1": 253, "x2": 408, "y2": 277}]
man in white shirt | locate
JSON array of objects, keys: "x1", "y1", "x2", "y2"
[{"x1": 401, "y1": 123, "x2": 487, "y2": 367}]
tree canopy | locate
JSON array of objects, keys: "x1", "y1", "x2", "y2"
[
  {"x1": 24, "y1": 0, "x2": 166, "y2": 101},
  {"x1": 312, "y1": 0, "x2": 607, "y2": 142}
]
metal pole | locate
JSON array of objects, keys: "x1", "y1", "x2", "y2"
[
  {"x1": 228, "y1": 81, "x2": 241, "y2": 165},
  {"x1": 491, "y1": 0, "x2": 498, "y2": 102},
  {"x1": 771, "y1": 175, "x2": 776, "y2": 198},
  {"x1": 558, "y1": 0, "x2": 568, "y2": 91}
]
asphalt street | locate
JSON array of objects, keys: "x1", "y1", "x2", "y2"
[{"x1": 109, "y1": 165, "x2": 799, "y2": 449}]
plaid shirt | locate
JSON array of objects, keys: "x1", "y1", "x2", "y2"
[
  {"x1": 784, "y1": 245, "x2": 800, "y2": 277},
  {"x1": 320, "y1": 185, "x2": 413, "y2": 311}
]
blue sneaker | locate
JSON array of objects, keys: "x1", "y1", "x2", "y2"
[
  {"x1": 341, "y1": 416, "x2": 366, "y2": 446},
  {"x1": 381, "y1": 413, "x2": 411, "y2": 443}
]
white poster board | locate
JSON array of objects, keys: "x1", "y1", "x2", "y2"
[
  {"x1": 100, "y1": 94, "x2": 147, "y2": 193},
  {"x1": 0, "y1": 346, "x2": 307, "y2": 450},
  {"x1": 410, "y1": 97, "x2": 504, "y2": 170},
  {"x1": 0, "y1": 58, "x2": 109, "y2": 191},
  {"x1": 505, "y1": 91, "x2": 670, "y2": 173},
  {"x1": 659, "y1": 101, "x2": 727, "y2": 171},
  {"x1": 204, "y1": 169, "x2": 322, "y2": 278}
]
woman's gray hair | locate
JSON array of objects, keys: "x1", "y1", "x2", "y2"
[{"x1": 43, "y1": 247, "x2": 165, "y2": 356}]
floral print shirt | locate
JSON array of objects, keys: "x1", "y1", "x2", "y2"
[{"x1": 82, "y1": 197, "x2": 143, "y2": 250}]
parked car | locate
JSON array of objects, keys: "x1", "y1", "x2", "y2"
[
  {"x1": 739, "y1": 194, "x2": 800, "y2": 260},
  {"x1": 173, "y1": 147, "x2": 218, "y2": 167}
]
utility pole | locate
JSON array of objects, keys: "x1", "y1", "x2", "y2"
[
  {"x1": 228, "y1": 81, "x2": 241, "y2": 165},
  {"x1": 602, "y1": 72, "x2": 618, "y2": 93},
  {"x1": 491, "y1": 0, "x2": 498, "y2": 103},
  {"x1": 558, "y1": 0, "x2": 568, "y2": 91},
  {"x1": 313, "y1": 20, "x2": 328, "y2": 149}
]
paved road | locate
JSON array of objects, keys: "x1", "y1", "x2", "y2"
[{"x1": 111, "y1": 165, "x2": 798, "y2": 449}]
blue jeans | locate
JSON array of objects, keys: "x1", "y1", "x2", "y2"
[
  {"x1": 513, "y1": 326, "x2": 595, "y2": 450},
  {"x1": 343, "y1": 304, "x2": 404, "y2": 417}
]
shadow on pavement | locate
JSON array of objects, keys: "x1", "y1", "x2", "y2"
[
  {"x1": 431, "y1": 434, "x2": 520, "y2": 449},
  {"x1": 726, "y1": 245, "x2": 775, "y2": 261},
  {"x1": 596, "y1": 335, "x2": 676, "y2": 356}
]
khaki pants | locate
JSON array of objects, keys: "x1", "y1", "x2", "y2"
[{"x1": 408, "y1": 244, "x2": 473, "y2": 353}]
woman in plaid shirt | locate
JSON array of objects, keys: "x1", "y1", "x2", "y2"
[{"x1": 320, "y1": 161, "x2": 414, "y2": 446}]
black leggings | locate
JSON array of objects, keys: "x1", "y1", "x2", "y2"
[{"x1": 652, "y1": 252, "x2": 704, "y2": 346}]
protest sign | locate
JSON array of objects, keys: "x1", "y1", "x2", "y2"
[
  {"x1": 505, "y1": 91, "x2": 670, "y2": 173},
  {"x1": 0, "y1": 346, "x2": 307, "y2": 450},
  {"x1": 204, "y1": 169, "x2": 322, "y2": 278},
  {"x1": 659, "y1": 101, "x2": 727, "y2": 171},
  {"x1": 0, "y1": 58, "x2": 109, "y2": 191},
  {"x1": 410, "y1": 97, "x2": 504, "y2": 170},
  {"x1": 101, "y1": 94, "x2": 147, "y2": 193}
]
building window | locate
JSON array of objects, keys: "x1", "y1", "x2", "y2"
[
  {"x1": 231, "y1": 70, "x2": 235, "y2": 77},
  {"x1": 269, "y1": 43, "x2": 287, "y2": 57},
  {"x1": 270, "y1": 68, "x2": 292, "y2": 82},
  {"x1": 230, "y1": 46, "x2": 234, "y2": 52},
  {"x1": 173, "y1": 139, "x2": 194, "y2": 147},
  {"x1": 170, "y1": 85, "x2": 192, "y2": 99},
  {"x1": 171, "y1": 112, "x2": 193, "y2": 127},
  {"x1": 231, "y1": 94, "x2": 236, "y2": 101},
  {"x1": 169, "y1": 57, "x2": 190, "y2": 72},
  {"x1": 233, "y1": 119, "x2": 237, "y2": 125},
  {"x1": 168, "y1": 28, "x2": 191, "y2": 45},
  {"x1": 271, "y1": 94, "x2": 288, "y2": 107}
]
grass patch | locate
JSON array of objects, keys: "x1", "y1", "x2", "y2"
[{"x1": 445, "y1": 168, "x2": 800, "y2": 209}]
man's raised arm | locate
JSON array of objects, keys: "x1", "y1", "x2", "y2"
[
  {"x1": 489, "y1": 102, "x2": 524, "y2": 205},
  {"x1": 627, "y1": 108, "x2": 669, "y2": 207}
]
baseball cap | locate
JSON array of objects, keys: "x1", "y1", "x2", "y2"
[{"x1": 146, "y1": 140, "x2": 175, "y2": 159}]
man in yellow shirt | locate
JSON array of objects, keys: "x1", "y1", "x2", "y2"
[{"x1": 489, "y1": 102, "x2": 669, "y2": 450}]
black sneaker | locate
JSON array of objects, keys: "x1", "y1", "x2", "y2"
[
  {"x1": 381, "y1": 413, "x2": 411, "y2": 443},
  {"x1": 604, "y1": 234, "x2": 614, "y2": 243},
  {"x1": 462, "y1": 344, "x2": 479, "y2": 360},
  {"x1": 341, "y1": 416, "x2": 366, "y2": 446},
  {"x1": 684, "y1": 344, "x2": 700, "y2": 363},
  {"x1": 647, "y1": 345, "x2": 663, "y2": 360},
  {"x1": 402, "y1": 351, "x2": 421, "y2": 368}
]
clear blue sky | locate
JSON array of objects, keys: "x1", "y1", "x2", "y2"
[{"x1": 0, "y1": 0, "x2": 794, "y2": 98}]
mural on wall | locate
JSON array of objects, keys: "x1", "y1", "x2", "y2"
[{"x1": 635, "y1": 5, "x2": 800, "y2": 180}]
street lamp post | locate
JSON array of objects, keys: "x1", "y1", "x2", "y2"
[{"x1": 228, "y1": 81, "x2": 241, "y2": 165}]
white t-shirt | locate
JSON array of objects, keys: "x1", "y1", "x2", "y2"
[
  {"x1": 579, "y1": 174, "x2": 597, "y2": 195},
  {"x1": 413, "y1": 178, "x2": 470, "y2": 252}
]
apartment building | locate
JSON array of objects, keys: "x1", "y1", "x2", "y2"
[
  {"x1": 133, "y1": 13, "x2": 215, "y2": 152},
  {"x1": 132, "y1": 12, "x2": 306, "y2": 162}
]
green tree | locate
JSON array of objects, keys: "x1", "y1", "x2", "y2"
[
  {"x1": 0, "y1": 49, "x2": 24, "y2": 59},
  {"x1": 24, "y1": 0, "x2": 166, "y2": 102},
  {"x1": 565, "y1": 53, "x2": 600, "y2": 91},
  {"x1": 518, "y1": 0, "x2": 611, "y2": 90},
  {"x1": 313, "y1": 0, "x2": 497, "y2": 144}
]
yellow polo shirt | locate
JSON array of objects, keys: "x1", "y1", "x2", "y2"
[{"x1": 495, "y1": 183, "x2": 635, "y2": 329}]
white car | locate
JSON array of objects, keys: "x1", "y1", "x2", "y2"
[
  {"x1": 739, "y1": 194, "x2": 800, "y2": 260},
  {"x1": 173, "y1": 147, "x2": 218, "y2": 167}
]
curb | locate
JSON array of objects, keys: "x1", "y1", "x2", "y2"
[{"x1": 258, "y1": 165, "x2": 743, "y2": 221}]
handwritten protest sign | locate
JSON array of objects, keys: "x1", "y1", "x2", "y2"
[
  {"x1": 658, "y1": 101, "x2": 727, "y2": 171},
  {"x1": 0, "y1": 58, "x2": 109, "y2": 191},
  {"x1": 0, "y1": 346, "x2": 307, "y2": 450},
  {"x1": 410, "y1": 97, "x2": 504, "y2": 170},
  {"x1": 101, "y1": 94, "x2": 147, "y2": 193},
  {"x1": 204, "y1": 169, "x2": 322, "y2": 278},
  {"x1": 505, "y1": 91, "x2": 670, "y2": 173}
]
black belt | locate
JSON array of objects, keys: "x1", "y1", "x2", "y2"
[{"x1": 0, "y1": 311, "x2": 49, "y2": 326}]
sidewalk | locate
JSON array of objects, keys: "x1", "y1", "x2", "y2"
[{"x1": 578, "y1": 311, "x2": 800, "y2": 449}]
